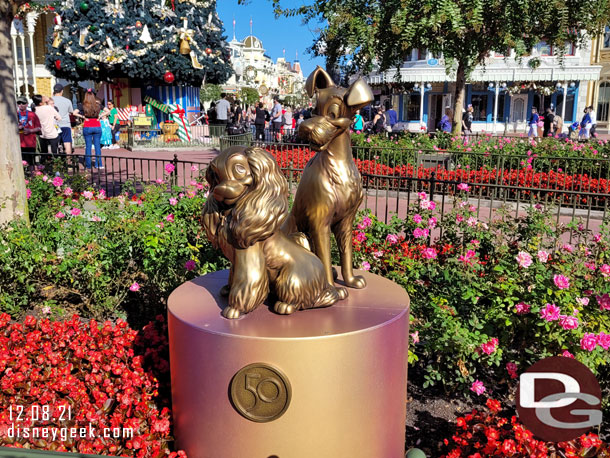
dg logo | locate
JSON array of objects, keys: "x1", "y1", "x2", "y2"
[
  {"x1": 517, "y1": 356, "x2": 603, "y2": 442},
  {"x1": 229, "y1": 363, "x2": 292, "y2": 422}
]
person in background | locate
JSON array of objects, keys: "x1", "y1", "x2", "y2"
[
  {"x1": 215, "y1": 93, "x2": 230, "y2": 126},
  {"x1": 34, "y1": 95, "x2": 62, "y2": 159},
  {"x1": 207, "y1": 102, "x2": 217, "y2": 124},
  {"x1": 82, "y1": 89, "x2": 103, "y2": 170},
  {"x1": 579, "y1": 107, "x2": 592, "y2": 140},
  {"x1": 352, "y1": 109, "x2": 364, "y2": 132},
  {"x1": 283, "y1": 106, "x2": 293, "y2": 134},
  {"x1": 528, "y1": 107, "x2": 539, "y2": 138},
  {"x1": 107, "y1": 101, "x2": 120, "y2": 149},
  {"x1": 17, "y1": 95, "x2": 40, "y2": 164},
  {"x1": 52, "y1": 84, "x2": 75, "y2": 155},
  {"x1": 373, "y1": 107, "x2": 385, "y2": 134},
  {"x1": 386, "y1": 104, "x2": 397, "y2": 129},
  {"x1": 271, "y1": 97, "x2": 282, "y2": 141},
  {"x1": 462, "y1": 104, "x2": 474, "y2": 135},
  {"x1": 233, "y1": 101, "x2": 243, "y2": 124},
  {"x1": 543, "y1": 107, "x2": 555, "y2": 138},
  {"x1": 100, "y1": 106, "x2": 113, "y2": 149},
  {"x1": 254, "y1": 102, "x2": 266, "y2": 142},
  {"x1": 589, "y1": 105, "x2": 597, "y2": 138},
  {"x1": 553, "y1": 114, "x2": 564, "y2": 137},
  {"x1": 296, "y1": 112, "x2": 305, "y2": 129},
  {"x1": 439, "y1": 107, "x2": 453, "y2": 133}
]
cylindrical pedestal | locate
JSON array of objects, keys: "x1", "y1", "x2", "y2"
[{"x1": 168, "y1": 270, "x2": 410, "y2": 458}]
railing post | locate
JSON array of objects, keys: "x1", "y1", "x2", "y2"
[
  {"x1": 172, "y1": 154, "x2": 179, "y2": 188},
  {"x1": 127, "y1": 126, "x2": 134, "y2": 151},
  {"x1": 429, "y1": 170, "x2": 436, "y2": 201}
]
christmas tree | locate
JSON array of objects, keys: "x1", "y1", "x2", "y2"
[{"x1": 45, "y1": 0, "x2": 232, "y2": 86}]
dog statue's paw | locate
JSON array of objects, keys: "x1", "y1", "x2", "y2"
[
  {"x1": 336, "y1": 286, "x2": 348, "y2": 300},
  {"x1": 220, "y1": 284, "x2": 230, "y2": 297},
  {"x1": 274, "y1": 302, "x2": 297, "y2": 315},
  {"x1": 344, "y1": 275, "x2": 367, "y2": 289},
  {"x1": 222, "y1": 306, "x2": 241, "y2": 319}
]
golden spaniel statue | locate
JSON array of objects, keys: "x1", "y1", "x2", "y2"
[
  {"x1": 283, "y1": 66, "x2": 374, "y2": 299},
  {"x1": 202, "y1": 146, "x2": 341, "y2": 319}
]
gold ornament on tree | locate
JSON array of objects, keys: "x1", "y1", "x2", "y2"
[
  {"x1": 178, "y1": 17, "x2": 194, "y2": 55},
  {"x1": 52, "y1": 31, "x2": 62, "y2": 48},
  {"x1": 190, "y1": 51, "x2": 203, "y2": 69}
]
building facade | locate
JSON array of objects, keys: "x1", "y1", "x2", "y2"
[
  {"x1": 225, "y1": 33, "x2": 304, "y2": 102},
  {"x1": 587, "y1": 27, "x2": 610, "y2": 133},
  {"x1": 366, "y1": 42, "x2": 601, "y2": 134}
]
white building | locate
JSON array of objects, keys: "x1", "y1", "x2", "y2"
[
  {"x1": 365, "y1": 42, "x2": 601, "y2": 133},
  {"x1": 225, "y1": 32, "x2": 304, "y2": 102}
]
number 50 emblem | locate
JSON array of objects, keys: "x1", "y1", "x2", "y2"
[{"x1": 229, "y1": 363, "x2": 292, "y2": 422}]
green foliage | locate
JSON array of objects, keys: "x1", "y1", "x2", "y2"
[
  {"x1": 239, "y1": 87, "x2": 260, "y2": 106},
  {"x1": 268, "y1": 0, "x2": 610, "y2": 133},
  {"x1": 200, "y1": 83, "x2": 224, "y2": 103},
  {"x1": 0, "y1": 165, "x2": 227, "y2": 326},
  {"x1": 46, "y1": 0, "x2": 233, "y2": 85},
  {"x1": 352, "y1": 195, "x2": 610, "y2": 394}
]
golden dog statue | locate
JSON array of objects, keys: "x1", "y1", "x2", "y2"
[
  {"x1": 202, "y1": 146, "x2": 341, "y2": 319},
  {"x1": 283, "y1": 67, "x2": 374, "y2": 299}
]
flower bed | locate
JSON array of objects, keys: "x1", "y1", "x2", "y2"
[
  {"x1": 350, "y1": 188, "x2": 610, "y2": 398},
  {"x1": 0, "y1": 313, "x2": 185, "y2": 457},
  {"x1": 264, "y1": 145, "x2": 610, "y2": 207},
  {"x1": 440, "y1": 399, "x2": 608, "y2": 457}
]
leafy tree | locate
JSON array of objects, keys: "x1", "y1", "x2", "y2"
[
  {"x1": 200, "y1": 83, "x2": 223, "y2": 103},
  {"x1": 240, "y1": 87, "x2": 259, "y2": 106},
  {"x1": 269, "y1": 0, "x2": 610, "y2": 134},
  {"x1": 47, "y1": 0, "x2": 232, "y2": 86},
  {"x1": 0, "y1": 0, "x2": 28, "y2": 225}
]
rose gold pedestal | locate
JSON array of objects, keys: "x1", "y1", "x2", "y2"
[{"x1": 168, "y1": 269, "x2": 410, "y2": 458}]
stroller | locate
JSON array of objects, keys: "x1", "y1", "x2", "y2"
[{"x1": 568, "y1": 122, "x2": 579, "y2": 140}]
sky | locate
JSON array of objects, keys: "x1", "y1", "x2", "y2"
[{"x1": 216, "y1": 0, "x2": 326, "y2": 76}]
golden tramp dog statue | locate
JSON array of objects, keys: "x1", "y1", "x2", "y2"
[
  {"x1": 202, "y1": 146, "x2": 341, "y2": 319},
  {"x1": 283, "y1": 66, "x2": 374, "y2": 299}
]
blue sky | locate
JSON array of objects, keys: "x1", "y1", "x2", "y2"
[{"x1": 216, "y1": 0, "x2": 326, "y2": 76}]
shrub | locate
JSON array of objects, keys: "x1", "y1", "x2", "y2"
[
  {"x1": 351, "y1": 190, "x2": 610, "y2": 395},
  {"x1": 0, "y1": 166, "x2": 228, "y2": 325}
]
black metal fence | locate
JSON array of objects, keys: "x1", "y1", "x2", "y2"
[{"x1": 22, "y1": 134, "x2": 610, "y2": 233}]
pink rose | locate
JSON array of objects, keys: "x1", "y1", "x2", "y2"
[
  {"x1": 70, "y1": 208, "x2": 81, "y2": 216},
  {"x1": 537, "y1": 250, "x2": 549, "y2": 263},
  {"x1": 516, "y1": 251, "x2": 533, "y2": 269},
  {"x1": 360, "y1": 261, "x2": 371, "y2": 271},
  {"x1": 559, "y1": 315, "x2": 579, "y2": 330},
  {"x1": 457, "y1": 183, "x2": 469, "y2": 191},
  {"x1": 129, "y1": 282, "x2": 140, "y2": 292},
  {"x1": 413, "y1": 214, "x2": 423, "y2": 224},
  {"x1": 467, "y1": 217, "x2": 477, "y2": 227},
  {"x1": 26, "y1": 189, "x2": 31, "y2": 199},
  {"x1": 83, "y1": 190, "x2": 94, "y2": 199},
  {"x1": 553, "y1": 274, "x2": 570, "y2": 290},
  {"x1": 422, "y1": 247, "x2": 437, "y2": 260},
  {"x1": 600, "y1": 264, "x2": 610, "y2": 278},
  {"x1": 580, "y1": 333, "x2": 597, "y2": 351},
  {"x1": 169, "y1": 197, "x2": 178, "y2": 206},
  {"x1": 373, "y1": 250, "x2": 384, "y2": 258},
  {"x1": 470, "y1": 380, "x2": 486, "y2": 395},
  {"x1": 540, "y1": 303, "x2": 561, "y2": 321},
  {"x1": 597, "y1": 293, "x2": 610, "y2": 311},
  {"x1": 428, "y1": 217, "x2": 437, "y2": 228},
  {"x1": 165, "y1": 163, "x2": 176, "y2": 174},
  {"x1": 184, "y1": 260, "x2": 196, "y2": 271},
  {"x1": 191, "y1": 165, "x2": 199, "y2": 172},
  {"x1": 562, "y1": 350, "x2": 575, "y2": 358},
  {"x1": 576, "y1": 297, "x2": 590, "y2": 307},
  {"x1": 52, "y1": 176, "x2": 63, "y2": 187},
  {"x1": 54, "y1": 212, "x2": 65, "y2": 219},
  {"x1": 386, "y1": 234, "x2": 399, "y2": 245},
  {"x1": 597, "y1": 332, "x2": 610, "y2": 350},
  {"x1": 413, "y1": 228, "x2": 428, "y2": 239},
  {"x1": 355, "y1": 231, "x2": 367, "y2": 242},
  {"x1": 411, "y1": 331, "x2": 420, "y2": 343},
  {"x1": 166, "y1": 213, "x2": 175, "y2": 223},
  {"x1": 515, "y1": 302, "x2": 530, "y2": 314}
]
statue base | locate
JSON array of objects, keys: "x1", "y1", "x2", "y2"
[{"x1": 168, "y1": 269, "x2": 410, "y2": 458}]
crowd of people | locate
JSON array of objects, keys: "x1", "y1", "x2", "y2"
[
  {"x1": 527, "y1": 105, "x2": 596, "y2": 140},
  {"x1": 17, "y1": 84, "x2": 123, "y2": 170}
]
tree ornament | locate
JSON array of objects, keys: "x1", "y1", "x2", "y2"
[
  {"x1": 89, "y1": 25, "x2": 98, "y2": 32},
  {"x1": 54, "y1": 14, "x2": 62, "y2": 26},
  {"x1": 55, "y1": 59, "x2": 61, "y2": 70},
  {"x1": 163, "y1": 71, "x2": 175, "y2": 83},
  {"x1": 205, "y1": 47, "x2": 212, "y2": 55},
  {"x1": 79, "y1": 1, "x2": 89, "y2": 13},
  {"x1": 140, "y1": 24, "x2": 152, "y2": 43},
  {"x1": 52, "y1": 32, "x2": 62, "y2": 48},
  {"x1": 77, "y1": 59, "x2": 87, "y2": 69},
  {"x1": 190, "y1": 51, "x2": 203, "y2": 69}
]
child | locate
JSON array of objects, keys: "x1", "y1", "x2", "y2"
[{"x1": 100, "y1": 107, "x2": 113, "y2": 148}]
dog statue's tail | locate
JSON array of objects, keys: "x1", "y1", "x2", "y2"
[{"x1": 310, "y1": 284, "x2": 341, "y2": 309}]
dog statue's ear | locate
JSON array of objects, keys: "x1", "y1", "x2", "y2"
[
  {"x1": 305, "y1": 66, "x2": 335, "y2": 98},
  {"x1": 344, "y1": 78, "x2": 374, "y2": 112}
]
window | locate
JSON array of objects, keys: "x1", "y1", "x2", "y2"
[
  {"x1": 535, "y1": 41, "x2": 552, "y2": 56},
  {"x1": 604, "y1": 26, "x2": 610, "y2": 49},
  {"x1": 597, "y1": 81, "x2": 610, "y2": 122},
  {"x1": 495, "y1": 93, "x2": 506, "y2": 122},
  {"x1": 470, "y1": 94, "x2": 488, "y2": 121},
  {"x1": 564, "y1": 42, "x2": 575, "y2": 56},
  {"x1": 402, "y1": 93, "x2": 421, "y2": 121}
]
